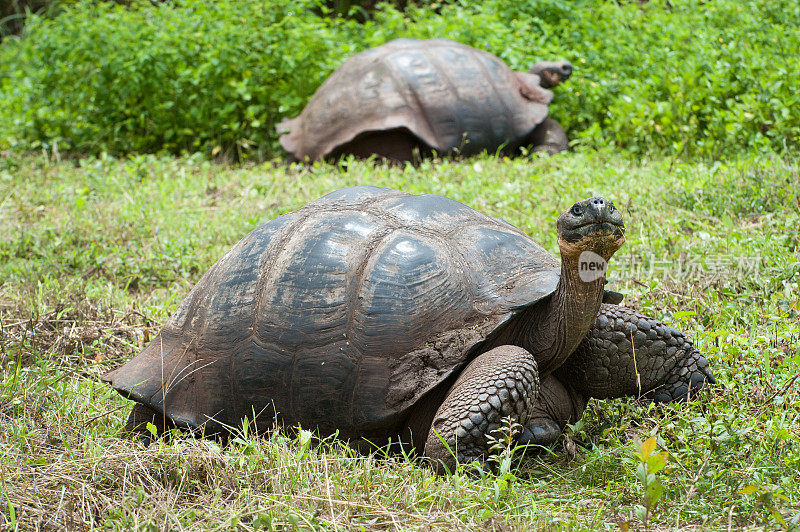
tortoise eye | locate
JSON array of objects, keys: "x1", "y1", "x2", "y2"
[{"x1": 571, "y1": 204, "x2": 584, "y2": 216}]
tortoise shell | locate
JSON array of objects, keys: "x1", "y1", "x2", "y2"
[
  {"x1": 104, "y1": 187, "x2": 560, "y2": 439},
  {"x1": 277, "y1": 38, "x2": 554, "y2": 161}
]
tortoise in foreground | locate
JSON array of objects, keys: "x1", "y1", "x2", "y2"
[
  {"x1": 277, "y1": 39, "x2": 573, "y2": 162},
  {"x1": 103, "y1": 187, "x2": 714, "y2": 471}
]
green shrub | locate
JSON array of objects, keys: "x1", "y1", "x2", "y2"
[
  {"x1": 0, "y1": 0, "x2": 798, "y2": 159},
  {"x1": 0, "y1": 0, "x2": 359, "y2": 157}
]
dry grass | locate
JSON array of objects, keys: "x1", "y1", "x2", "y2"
[{"x1": 2, "y1": 413, "x2": 594, "y2": 530}]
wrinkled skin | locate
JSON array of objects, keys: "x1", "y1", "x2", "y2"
[{"x1": 524, "y1": 61, "x2": 572, "y2": 154}]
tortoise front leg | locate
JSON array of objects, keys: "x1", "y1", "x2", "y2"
[
  {"x1": 525, "y1": 117, "x2": 568, "y2": 155},
  {"x1": 556, "y1": 303, "x2": 715, "y2": 402},
  {"x1": 424, "y1": 345, "x2": 539, "y2": 473},
  {"x1": 520, "y1": 304, "x2": 715, "y2": 446}
]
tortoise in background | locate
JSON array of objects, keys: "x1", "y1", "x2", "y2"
[
  {"x1": 103, "y1": 187, "x2": 714, "y2": 472},
  {"x1": 277, "y1": 39, "x2": 573, "y2": 162}
]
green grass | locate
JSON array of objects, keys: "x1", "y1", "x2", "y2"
[{"x1": 1, "y1": 150, "x2": 798, "y2": 530}]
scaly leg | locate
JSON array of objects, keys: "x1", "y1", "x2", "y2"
[
  {"x1": 558, "y1": 303, "x2": 715, "y2": 401},
  {"x1": 522, "y1": 303, "x2": 715, "y2": 444},
  {"x1": 424, "y1": 345, "x2": 539, "y2": 472}
]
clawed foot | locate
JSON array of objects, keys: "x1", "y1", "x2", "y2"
[
  {"x1": 644, "y1": 345, "x2": 715, "y2": 403},
  {"x1": 517, "y1": 418, "x2": 562, "y2": 447}
]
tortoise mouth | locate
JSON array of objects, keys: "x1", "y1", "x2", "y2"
[
  {"x1": 568, "y1": 220, "x2": 626, "y2": 241},
  {"x1": 560, "y1": 220, "x2": 626, "y2": 248},
  {"x1": 577, "y1": 221, "x2": 626, "y2": 238},
  {"x1": 573, "y1": 220, "x2": 624, "y2": 230}
]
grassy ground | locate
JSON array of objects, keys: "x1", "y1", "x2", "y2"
[{"x1": 0, "y1": 150, "x2": 798, "y2": 530}]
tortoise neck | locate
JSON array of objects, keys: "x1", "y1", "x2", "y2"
[{"x1": 518, "y1": 254, "x2": 606, "y2": 374}]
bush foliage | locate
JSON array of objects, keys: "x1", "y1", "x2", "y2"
[{"x1": 0, "y1": 0, "x2": 797, "y2": 158}]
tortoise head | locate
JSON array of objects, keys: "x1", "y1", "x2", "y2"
[
  {"x1": 556, "y1": 197, "x2": 625, "y2": 264},
  {"x1": 529, "y1": 60, "x2": 573, "y2": 89}
]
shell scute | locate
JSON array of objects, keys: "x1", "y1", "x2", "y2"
[{"x1": 355, "y1": 230, "x2": 471, "y2": 358}]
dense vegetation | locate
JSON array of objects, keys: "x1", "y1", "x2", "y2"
[
  {"x1": 0, "y1": 0, "x2": 798, "y2": 159},
  {"x1": 1, "y1": 152, "x2": 799, "y2": 529}
]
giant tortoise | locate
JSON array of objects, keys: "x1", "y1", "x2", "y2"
[
  {"x1": 104, "y1": 187, "x2": 714, "y2": 471},
  {"x1": 277, "y1": 39, "x2": 573, "y2": 162}
]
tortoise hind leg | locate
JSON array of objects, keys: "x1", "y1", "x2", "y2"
[
  {"x1": 122, "y1": 403, "x2": 173, "y2": 445},
  {"x1": 423, "y1": 345, "x2": 539, "y2": 473},
  {"x1": 646, "y1": 344, "x2": 716, "y2": 403}
]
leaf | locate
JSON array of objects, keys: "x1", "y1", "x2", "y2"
[
  {"x1": 673, "y1": 310, "x2": 697, "y2": 320},
  {"x1": 639, "y1": 436, "x2": 657, "y2": 460},
  {"x1": 297, "y1": 428, "x2": 313, "y2": 457},
  {"x1": 499, "y1": 455, "x2": 513, "y2": 477},
  {"x1": 768, "y1": 507, "x2": 787, "y2": 527},
  {"x1": 636, "y1": 462, "x2": 648, "y2": 485},
  {"x1": 647, "y1": 451, "x2": 668, "y2": 474},
  {"x1": 739, "y1": 485, "x2": 760, "y2": 495},
  {"x1": 645, "y1": 480, "x2": 664, "y2": 507},
  {"x1": 146, "y1": 422, "x2": 158, "y2": 438}
]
